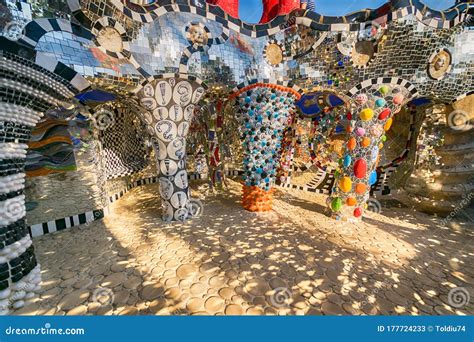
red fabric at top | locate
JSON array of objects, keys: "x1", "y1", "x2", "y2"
[
  {"x1": 207, "y1": 0, "x2": 240, "y2": 18},
  {"x1": 278, "y1": 0, "x2": 300, "y2": 16},
  {"x1": 260, "y1": 0, "x2": 301, "y2": 23},
  {"x1": 260, "y1": 0, "x2": 280, "y2": 23}
]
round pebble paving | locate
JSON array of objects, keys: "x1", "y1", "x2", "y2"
[{"x1": 13, "y1": 181, "x2": 474, "y2": 316}]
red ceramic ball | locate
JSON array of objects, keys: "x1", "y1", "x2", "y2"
[{"x1": 354, "y1": 207, "x2": 363, "y2": 217}]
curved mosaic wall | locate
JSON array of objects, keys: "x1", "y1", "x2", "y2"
[{"x1": 0, "y1": 1, "x2": 473, "y2": 313}]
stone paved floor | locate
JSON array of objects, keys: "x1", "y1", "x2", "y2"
[{"x1": 14, "y1": 180, "x2": 474, "y2": 315}]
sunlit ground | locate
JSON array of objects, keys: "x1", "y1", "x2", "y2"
[{"x1": 15, "y1": 180, "x2": 474, "y2": 315}]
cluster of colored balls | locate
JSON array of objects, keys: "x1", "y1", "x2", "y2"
[
  {"x1": 242, "y1": 185, "x2": 274, "y2": 212},
  {"x1": 329, "y1": 84, "x2": 405, "y2": 220},
  {"x1": 237, "y1": 86, "x2": 295, "y2": 191}
]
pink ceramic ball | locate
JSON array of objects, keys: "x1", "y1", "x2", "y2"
[
  {"x1": 370, "y1": 125, "x2": 384, "y2": 137},
  {"x1": 355, "y1": 127, "x2": 366, "y2": 136},
  {"x1": 393, "y1": 93, "x2": 404, "y2": 105},
  {"x1": 356, "y1": 94, "x2": 368, "y2": 105}
]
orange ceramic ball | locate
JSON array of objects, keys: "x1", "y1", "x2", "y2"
[
  {"x1": 346, "y1": 197, "x2": 357, "y2": 206},
  {"x1": 347, "y1": 137, "x2": 357, "y2": 150},
  {"x1": 355, "y1": 183, "x2": 367, "y2": 194},
  {"x1": 361, "y1": 137, "x2": 371, "y2": 147}
]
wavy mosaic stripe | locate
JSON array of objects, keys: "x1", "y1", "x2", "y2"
[
  {"x1": 27, "y1": 119, "x2": 75, "y2": 171},
  {"x1": 86, "y1": 0, "x2": 471, "y2": 32}
]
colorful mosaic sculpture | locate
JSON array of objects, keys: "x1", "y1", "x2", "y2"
[
  {"x1": 234, "y1": 83, "x2": 299, "y2": 211},
  {"x1": 329, "y1": 80, "x2": 415, "y2": 220}
]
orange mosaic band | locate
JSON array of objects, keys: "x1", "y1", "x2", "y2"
[{"x1": 242, "y1": 185, "x2": 275, "y2": 212}]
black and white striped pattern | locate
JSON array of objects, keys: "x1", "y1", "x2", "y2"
[
  {"x1": 179, "y1": 24, "x2": 229, "y2": 73},
  {"x1": 263, "y1": 39, "x2": 286, "y2": 67},
  {"x1": 276, "y1": 168, "x2": 336, "y2": 194},
  {"x1": 80, "y1": 0, "x2": 471, "y2": 37},
  {"x1": 1, "y1": 38, "x2": 90, "y2": 94},
  {"x1": 18, "y1": 18, "x2": 93, "y2": 49},
  {"x1": 371, "y1": 167, "x2": 397, "y2": 196},
  {"x1": 454, "y1": 90, "x2": 474, "y2": 103},
  {"x1": 0, "y1": 42, "x2": 93, "y2": 313},
  {"x1": 28, "y1": 209, "x2": 105, "y2": 238},
  {"x1": 0, "y1": 54, "x2": 57, "y2": 313},
  {"x1": 346, "y1": 77, "x2": 419, "y2": 98},
  {"x1": 91, "y1": 17, "x2": 131, "y2": 60}
]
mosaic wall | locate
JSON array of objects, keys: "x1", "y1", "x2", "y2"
[
  {"x1": 25, "y1": 134, "x2": 103, "y2": 227},
  {"x1": 96, "y1": 106, "x2": 149, "y2": 180}
]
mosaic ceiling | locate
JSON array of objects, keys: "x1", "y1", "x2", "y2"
[{"x1": 1, "y1": 0, "x2": 471, "y2": 101}]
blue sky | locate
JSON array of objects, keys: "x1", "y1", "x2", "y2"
[{"x1": 239, "y1": 0, "x2": 456, "y2": 23}]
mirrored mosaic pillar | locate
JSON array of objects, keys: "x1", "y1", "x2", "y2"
[
  {"x1": 137, "y1": 76, "x2": 206, "y2": 221},
  {"x1": 329, "y1": 82, "x2": 412, "y2": 221},
  {"x1": 0, "y1": 103, "x2": 46, "y2": 312},
  {"x1": 234, "y1": 84, "x2": 298, "y2": 212}
]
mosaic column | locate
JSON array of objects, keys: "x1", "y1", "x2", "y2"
[
  {"x1": 234, "y1": 84, "x2": 298, "y2": 212},
  {"x1": 0, "y1": 56, "x2": 55, "y2": 312},
  {"x1": 0, "y1": 107, "x2": 42, "y2": 314},
  {"x1": 329, "y1": 82, "x2": 410, "y2": 221},
  {"x1": 137, "y1": 76, "x2": 206, "y2": 221}
]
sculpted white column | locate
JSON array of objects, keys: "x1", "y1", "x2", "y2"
[{"x1": 136, "y1": 75, "x2": 206, "y2": 221}]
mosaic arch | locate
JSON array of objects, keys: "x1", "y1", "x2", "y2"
[{"x1": 0, "y1": 0, "x2": 473, "y2": 312}]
